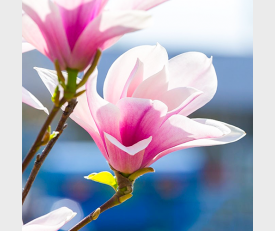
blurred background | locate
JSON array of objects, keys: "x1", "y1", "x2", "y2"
[{"x1": 22, "y1": 0, "x2": 253, "y2": 230}]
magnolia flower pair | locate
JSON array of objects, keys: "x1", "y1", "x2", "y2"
[
  {"x1": 22, "y1": 207, "x2": 76, "y2": 231},
  {"x1": 34, "y1": 44, "x2": 245, "y2": 174}
]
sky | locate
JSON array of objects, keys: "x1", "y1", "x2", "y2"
[{"x1": 112, "y1": 0, "x2": 253, "y2": 56}]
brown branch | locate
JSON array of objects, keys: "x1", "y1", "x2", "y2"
[
  {"x1": 68, "y1": 166, "x2": 154, "y2": 231},
  {"x1": 22, "y1": 98, "x2": 67, "y2": 173},
  {"x1": 22, "y1": 99, "x2": 77, "y2": 204},
  {"x1": 69, "y1": 168, "x2": 133, "y2": 231}
]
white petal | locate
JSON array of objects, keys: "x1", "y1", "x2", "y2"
[
  {"x1": 104, "y1": 132, "x2": 152, "y2": 156},
  {"x1": 22, "y1": 87, "x2": 48, "y2": 114},
  {"x1": 22, "y1": 207, "x2": 76, "y2": 231}
]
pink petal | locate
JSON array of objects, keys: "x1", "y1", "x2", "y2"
[
  {"x1": 146, "y1": 119, "x2": 246, "y2": 166},
  {"x1": 54, "y1": 0, "x2": 108, "y2": 50},
  {"x1": 34, "y1": 67, "x2": 106, "y2": 157},
  {"x1": 132, "y1": 65, "x2": 169, "y2": 99},
  {"x1": 156, "y1": 87, "x2": 203, "y2": 118},
  {"x1": 104, "y1": 43, "x2": 168, "y2": 104},
  {"x1": 120, "y1": 58, "x2": 144, "y2": 99},
  {"x1": 168, "y1": 52, "x2": 217, "y2": 116},
  {"x1": 22, "y1": 0, "x2": 71, "y2": 69},
  {"x1": 107, "y1": 0, "x2": 169, "y2": 11},
  {"x1": 22, "y1": 14, "x2": 48, "y2": 56},
  {"x1": 22, "y1": 87, "x2": 49, "y2": 114},
  {"x1": 104, "y1": 133, "x2": 152, "y2": 173},
  {"x1": 22, "y1": 207, "x2": 76, "y2": 231},
  {"x1": 71, "y1": 10, "x2": 153, "y2": 71},
  {"x1": 85, "y1": 68, "x2": 121, "y2": 144},
  {"x1": 142, "y1": 115, "x2": 224, "y2": 166},
  {"x1": 116, "y1": 97, "x2": 168, "y2": 146}
]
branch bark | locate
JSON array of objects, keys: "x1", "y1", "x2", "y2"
[
  {"x1": 22, "y1": 99, "x2": 77, "y2": 204},
  {"x1": 22, "y1": 98, "x2": 67, "y2": 173},
  {"x1": 68, "y1": 166, "x2": 154, "y2": 231},
  {"x1": 69, "y1": 168, "x2": 133, "y2": 231}
]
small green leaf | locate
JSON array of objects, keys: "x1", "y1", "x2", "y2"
[
  {"x1": 84, "y1": 171, "x2": 118, "y2": 191},
  {"x1": 49, "y1": 131, "x2": 59, "y2": 140}
]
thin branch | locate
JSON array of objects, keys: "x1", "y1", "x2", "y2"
[
  {"x1": 22, "y1": 98, "x2": 67, "y2": 173},
  {"x1": 69, "y1": 191, "x2": 131, "y2": 231},
  {"x1": 69, "y1": 166, "x2": 155, "y2": 230},
  {"x1": 69, "y1": 168, "x2": 133, "y2": 231},
  {"x1": 22, "y1": 99, "x2": 77, "y2": 204}
]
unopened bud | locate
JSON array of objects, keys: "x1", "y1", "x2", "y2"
[{"x1": 92, "y1": 208, "x2": 101, "y2": 220}]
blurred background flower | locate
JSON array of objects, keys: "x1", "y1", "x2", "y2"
[{"x1": 22, "y1": 0, "x2": 252, "y2": 230}]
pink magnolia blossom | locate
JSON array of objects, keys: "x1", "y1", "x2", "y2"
[
  {"x1": 22, "y1": 86, "x2": 49, "y2": 114},
  {"x1": 22, "y1": 0, "x2": 168, "y2": 71},
  {"x1": 22, "y1": 207, "x2": 76, "y2": 231},
  {"x1": 36, "y1": 44, "x2": 245, "y2": 174}
]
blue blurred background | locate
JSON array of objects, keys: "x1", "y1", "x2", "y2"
[{"x1": 22, "y1": 0, "x2": 253, "y2": 230}]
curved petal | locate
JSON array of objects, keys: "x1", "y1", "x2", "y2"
[
  {"x1": 146, "y1": 118, "x2": 246, "y2": 166},
  {"x1": 34, "y1": 67, "x2": 105, "y2": 156},
  {"x1": 107, "y1": 0, "x2": 169, "y2": 11},
  {"x1": 22, "y1": 87, "x2": 49, "y2": 114},
  {"x1": 168, "y1": 52, "x2": 217, "y2": 116},
  {"x1": 22, "y1": 207, "x2": 76, "y2": 231},
  {"x1": 22, "y1": 14, "x2": 48, "y2": 56},
  {"x1": 54, "y1": 0, "x2": 108, "y2": 50},
  {"x1": 157, "y1": 87, "x2": 203, "y2": 119},
  {"x1": 71, "y1": 10, "x2": 153, "y2": 71},
  {"x1": 104, "y1": 133, "x2": 152, "y2": 173},
  {"x1": 143, "y1": 115, "x2": 224, "y2": 166},
  {"x1": 120, "y1": 58, "x2": 144, "y2": 99},
  {"x1": 116, "y1": 97, "x2": 168, "y2": 146},
  {"x1": 132, "y1": 64, "x2": 169, "y2": 100},
  {"x1": 22, "y1": 0, "x2": 71, "y2": 69},
  {"x1": 86, "y1": 68, "x2": 121, "y2": 144},
  {"x1": 104, "y1": 43, "x2": 168, "y2": 104}
]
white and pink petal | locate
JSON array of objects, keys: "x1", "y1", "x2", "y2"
[
  {"x1": 104, "y1": 133, "x2": 152, "y2": 173},
  {"x1": 104, "y1": 43, "x2": 168, "y2": 104},
  {"x1": 142, "y1": 115, "x2": 225, "y2": 166},
  {"x1": 146, "y1": 118, "x2": 246, "y2": 166},
  {"x1": 22, "y1": 0, "x2": 71, "y2": 69},
  {"x1": 116, "y1": 97, "x2": 168, "y2": 146},
  {"x1": 71, "y1": 10, "x2": 153, "y2": 71},
  {"x1": 168, "y1": 52, "x2": 217, "y2": 116}
]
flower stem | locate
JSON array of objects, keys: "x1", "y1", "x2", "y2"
[
  {"x1": 22, "y1": 99, "x2": 77, "y2": 204},
  {"x1": 22, "y1": 98, "x2": 67, "y2": 173}
]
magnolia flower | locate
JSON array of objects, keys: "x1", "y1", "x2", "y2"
[
  {"x1": 22, "y1": 207, "x2": 76, "y2": 231},
  {"x1": 22, "y1": 0, "x2": 168, "y2": 71},
  {"x1": 36, "y1": 44, "x2": 245, "y2": 174},
  {"x1": 22, "y1": 86, "x2": 49, "y2": 114}
]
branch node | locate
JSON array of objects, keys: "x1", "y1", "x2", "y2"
[{"x1": 91, "y1": 208, "x2": 101, "y2": 220}]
